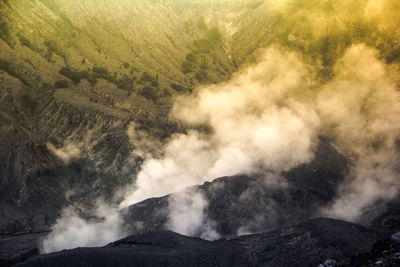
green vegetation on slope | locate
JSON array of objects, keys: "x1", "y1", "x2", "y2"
[
  {"x1": 0, "y1": 59, "x2": 28, "y2": 84},
  {"x1": 55, "y1": 79, "x2": 69, "y2": 88},
  {"x1": 181, "y1": 19, "x2": 223, "y2": 82},
  {"x1": 0, "y1": 19, "x2": 14, "y2": 48}
]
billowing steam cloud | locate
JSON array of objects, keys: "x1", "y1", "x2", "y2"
[
  {"x1": 44, "y1": 0, "x2": 400, "y2": 251},
  {"x1": 122, "y1": 44, "x2": 400, "y2": 231},
  {"x1": 44, "y1": 43, "x2": 400, "y2": 251},
  {"x1": 121, "y1": 47, "x2": 319, "y2": 207},
  {"x1": 318, "y1": 45, "x2": 400, "y2": 220}
]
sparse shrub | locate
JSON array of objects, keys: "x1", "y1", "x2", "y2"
[
  {"x1": 140, "y1": 72, "x2": 151, "y2": 82},
  {"x1": 115, "y1": 75, "x2": 135, "y2": 91},
  {"x1": 197, "y1": 16, "x2": 207, "y2": 31},
  {"x1": 44, "y1": 40, "x2": 57, "y2": 51},
  {"x1": 17, "y1": 34, "x2": 36, "y2": 51},
  {"x1": 181, "y1": 61, "x2": 193, "y2": 74},
  {"x1": 92, "y1": 67, "x2": 108, "y2": 75},
  {"x1": 170, "y1": 83, "x2": 185, "y2": 92},
  {"x1": 195, "y1": 69, "x2": 208, "y2": 81},
  {"x1": 0, "y1": 59, "x2": 28, "y2": 84},
  {"x1": 0, "y1": 21, "x2": 14, "y2": 48},
  {"x1": 61, "y1": 65, "x2": 137, "y2": 90},
  {"x1": 55, "y1": 79, "x2": 69, "y2": 88},
  {"x1": 59, "y1": 67, "x2": 88, "y2": 84},
  {"x1": 92, "y1": 67, "x2": 116, "y2": 85},
  {"x1": 44, "y1": 40, "x2": 65, "y2": 58},
  {"x1": 93, "y1": 68, "x2": 134, "y2": 90},
  {"x1": 193, "y1": 38, "x2": 212, "y2": 53},
  {"x1": 206, "y1": 27, "x2": 221, "y2": 43},
  {"x1": 186, "y1": 53, "x2": 196, "y2": 62},
  {"x1": 151, "y1": 80, "x2": 159, "y2": 87},
  {"x1": 116, "y1": 79, "x2": 130, "y2": 90},
  {"x1": 163, "y1": 88, "x2": 171, "y2": 97},
  {"x1": 140, "y1": 72, "x2": 159, "y2": 87},
  {"x1": 123, "y1": 62, "x2": 130, "y2": 69},
  {"x1": 20, "y1": 92, "x2": 38, "y2": 113},
  {"x1": 87, "y1": 76, "x2": 98, "y2": 86},
  {"x1": 140, "y1": 86, "x2": 158, "y2": 101},
  {"x1": 200, "y1": 57, "x2": 208, "y2": 69},
  {"x1": 79, "y1": 70, "x2": 89, "y2": 79},
  {"x1": 0, "y1": 59, "x2": 10, "y2": 70},
  {"x1": 193, "y1": 27, "x2": 221, "y2": 53}
]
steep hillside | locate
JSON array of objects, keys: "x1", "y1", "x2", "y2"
[
  {"x1": 1, "y1": 0, "x2": 399, "y2": 209},
  {"x1": 232, "y1": 0, "x2": 400, "y2": 76},
  {"x1": 0, "y1": 0, "x2": 255, "y2": 221},
  {"x1": 1, "y1": 0, "x2": 400, "y2": 265},
  {"x1": 0, "y1": 0, "x2": 262, "y2": 258}
]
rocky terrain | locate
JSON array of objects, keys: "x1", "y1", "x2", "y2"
[
  {"x1": 9, "y1": 219, "x2": 385, "y2": 267},
  {"x1": 1, "y1": 139, "x2": 399, "y2": 265},
  {"x1": 123, "y1": 139, "x2": 351, "y2": 237},
  {"x1": 0, "y1": 0, "x2": 242, "y2": 237},
  {"x1": 1, "y1": 0, "x2": 400, "y2": 266}
]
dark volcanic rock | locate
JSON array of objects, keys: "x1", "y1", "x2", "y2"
[
  {"x1": 0, "y1": 233, "x2": 44, "y2": 266},
  {"x1": 369, "y1": 195, "x2": 400, "y2": 233},
  {"x1": 15, "y1": 218, "x2": 383, "y2": 267},
  {"x1": 0, "y1": 137, "x2": 349, "y2": 261},
  {"x1": 123, "y1": 139, "x2": 351, "y2": 237},
  {"x1": 237, "y1": 218, "x2": 382, "y2": 266},
  {"x1": 342, "y1": 236, "x2": 400, "y2": 266},
  {"x1": 0, "y1": 121, "x2": 69, "y2": 234}
]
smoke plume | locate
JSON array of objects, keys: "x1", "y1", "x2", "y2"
[
  {"x1": 44, "y1": 42, "x2": 400, "y2": 250},
  {"x1": 121, "y1": 47, "x2": 319, "y2": 207},
  {"x1": 42, "y1": 201, "x2": 123, "y2": 253},
  {"x1": 318, "y1": 45, "x2": 400, "y2": 220},
  {"x1": 122, "y1": 43, "x2": 400, "y2": 229},
  {"x1": 44, "y1": 0, "x2": 400, "y2": 251},
  {"x1": 166, "y1": 188, "x2": 220, "y2": 240}
]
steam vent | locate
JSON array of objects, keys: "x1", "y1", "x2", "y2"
[{"x1": 1, "y1": 0, "x2": 400, "y2": 266}]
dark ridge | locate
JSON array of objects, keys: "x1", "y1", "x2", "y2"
[{"x1": 15, "y1": 218, "x2": 384, "y2": 267}]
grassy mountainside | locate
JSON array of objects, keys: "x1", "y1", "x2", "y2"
[{"x1": 0, "y1": 0, "x2": 259, "y2": 234}]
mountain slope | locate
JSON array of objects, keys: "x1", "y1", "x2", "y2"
[
  {"x1": 0, "y1": 0, "x2": 400, "y2": 265},
  {"x1": 0, "y1": 0, "x2": 251, "y2": 209}
]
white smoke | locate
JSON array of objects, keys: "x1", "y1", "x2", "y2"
[
  {"x1": 119, "y1": 47, "x2": 320, "y2": 236},
  {"x1": 44, "y1": 42, "x2": 400, "y2": 252},
  {"x1": 47, "y1": 143, "x2": 81, "y2": 164},
  {"x1": 235, "y1": 177, "x2": 283, "y2": 236},
  {"x1": 42, "y1": 201, "x2": 124, "y2": 253},
  {"x1": 126, "y1": 122, "x2": 163, "y2": 160},
  {"x1": 166, "y1": 188, "x2": 220, "y2": 240},
  {"x1": 236, "y1": 214, "x2": 267, "y2": 236},
  {"x1": 122, "y1": 43, "x2": 400, "y2": 230},
  {"x1": 317, "y1": 45, "x2": 400, "y2": 220},
  {"x1": 121, "y1": 47, "x2": 319, "y2": 207},
  {"x1": 36, "y1": 0, "x2": 400, "y2": 255}
]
